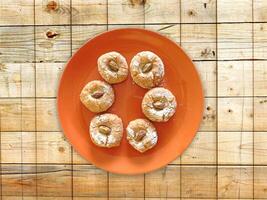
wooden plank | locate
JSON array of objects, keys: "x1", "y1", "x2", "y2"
[
  {"x1": 37, "y1": 132, "x2": 71, "y2": 164},
  {"x1": 1, "y1": 132, "x2": 22, "y2": 163},
  {"x1": 36, "y1": 26, "x2": 71, "y2": 63},
  {"x1": 181, "y1": 0, "x2": 216, "y2": 23},
  {"x1": 218, "y1": 24, "x2": 252, "y2": 60},
  {"x1": 0, "y1": 63, "x2": 35, "y2": 98},
  {"x1": 0, "y1": 98, "x2": 35, "y2": 132},
  {"x1": 145, "y1": 24, "x2": 180, "y2": 44},
  {"x1": 73, "y1": 165, "x2": 108, "y2": 197},
  {"x1": 0, "y1": 132, "x2": 35, "y2": 164},
  {"x1": 254, "y1": 132, "x2": 267, "y2": 165},
  {"x1": 181, "y1": 166, "x2": 216, "y2": 198},
  {"x1": 254, "y1": 0, "x2": 267, "y2": 22},
  {"x1": 108, "y1": 0, "x2": 144, "y2": 24},
  {"x1": 0, "y1": 0, "x2": 34, "y2": 25},
  {"x1": 0, "y1": 27, "x2": 34, "y2": 63},
  {"x1": 1, "y1": 164, "x2": 22, "y2": 196},
  {"x1": 72, "y1": 25, "x2": 107, "y2": 54},
  {"x1": 195, "y1": 61, "x2": 216, "y2": 97},
  {"x1": 254, "y1": 166, "x2": 267, "y2": 198},
  {"x1": 36, "y1": 98, "x2": 61, "y2": 131},
  {"x1": 74, "y1": 198, "x2": 107, "y2": 200},
  {"x1": 218, "y1": 166, "x2": 253, "y2": 199},
  {"x1": 109, "y1": 173, "x2": 144, "y2": 198},
  {"x1": 181, "y1": 131, "x2": 216, "y2": 164},
  {"x1": 145, "y1": 165, "x2": 180, "y2": 198},
  {"x1": 218, "y1": 97, "x2": 253, "y2": 131},
  {"x1": 218, "y1": 132, "x2": 253, "y2": 165},
  {"x1": 144, "y1": 0, "x2": 180, "y2": 23},
  {"x1": 35, "y1": 0, "x2": 71, "y2": 25},
  {"x1": 37, "y1": 165, "x2": 72, "y2": 197},
  {"x1": 217, "y1": 0, "x2": 252, "y2": 22},
  {"x1": 199, "y1": 97, "x2": 216, "y2": 131},
  {"x1": 254, "y1": 97, "x2": 267, "y2": 131},
  {"x1": 22, "y1": 132, "x2": 36, "y2": 163},
  {"x1": 254, "y1": 61, "x2": 267, "y2": 97},
  {"x1": 72, "y1": 0, "x2": 107, "y2": 24},
  {"x1": 181, "y1": 24, "x2": 216, "y2": 43},
  {"x1": 218, "y1": 61, "x2": 252, "y2": 97},
  {"x1": 181, "y1": 24, "x2": 216, "y2": 61},
  {"x1": 181, "y1": 43, "x2": 216, "y2": 60},
  {"x1": 254, "y1": 23, "x2": 267, "y2": 60},
  {"x1": 36, "y1": 63, "x2": 64, "y2": 97},
  {"x1": 21, "y1": 164, "x2": 37, "y2": 196}
]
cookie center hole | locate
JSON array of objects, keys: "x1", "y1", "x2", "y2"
[
  {"x1": 153, "y1": 100, "x2": 165, "y2": 110},
  {"x1": 108, "y1": 59, "x2": 119, "y2": 72},
  {"x1": 141, "y1": 62, "x2": 153, "y2": 73},
  {"x1": 134, "y1": 130, "x2": 146, "y2": 141},
  {"x1": 91, "y1": 90, "x2": 104, "y2": 99},
  {"x1": 98, "y1": 125, "x2": 111, "y2": 135}
]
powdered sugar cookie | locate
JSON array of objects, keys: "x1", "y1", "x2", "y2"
[
  {"x1": 80, "y1": 80, "x2": 114, "y2": 113},
  {"x1": 90, "y1": 113, "x2": 123, "y2": 148},
  {"x1": 98, "y1": 51, "x2": 128, "y2": 84},
  {"x1": 142, "y1": 87, "x2": 177, "y2": 122},
  {"x1": 130, "y1": 51, "x2": 164, "y2": 89},
  {"x1": 126, "y1": 118, "x2": 158, "y2": 153}
]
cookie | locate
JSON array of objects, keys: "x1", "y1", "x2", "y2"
[
  {"x1": 97, "y1": 51, "x2": 128, "y2": 84},
  {"x1": 126, "y1": 118, "x2": 158, "y2": 153},
  {"x1": 130, "y1": 51, "x2": 164, "y2": 89},
  {"x1": 80, "y1": 80, "x2": 114, "y2": 113},
  {"x1": 142, "y1": 87, "x2": 177, "y2": 122},
  {"x1": 90, "y1": 113, "x2": 123, "y2": 148}
]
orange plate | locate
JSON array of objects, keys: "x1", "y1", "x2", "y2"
[{"x1": 57, "y1": 28, "x2": 204, "y2": 174}]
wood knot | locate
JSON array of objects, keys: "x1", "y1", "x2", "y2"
[
  {"x1": 46, "y1": 30, "x2": 59, "y2": 39},
  {"x1": 58, "y1": 147, "x2": 65, "y2": 153},
  {"x1": 201, "y1": 48, "x2": 215, "y2": 58},
  {"x1": 260, "y1": 99, "x2": 267, "y2": 104},
  {"x1": 228, "y1": 109, "x2": 233, "y2": 113},
  {"x1": 0, "y1": 63, "x2": 7, "y2": 72},
  {"x1": 206, "y1": 106, "x2": 211, "y2": 111},
  {"x1": 46, "y1": 0, "x2": 59, "y2": 11},
  {"x1": 188, "y1": 9, "x2": 196, "y2": 16},
  {"x1": 130, "y1": 0, "x2": 146, "y2": 6}
]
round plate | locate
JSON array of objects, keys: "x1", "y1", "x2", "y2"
[{"x1": 58, "y1": 28, "x2": 204, "y2": 174}]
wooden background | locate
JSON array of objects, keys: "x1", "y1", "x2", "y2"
[{"x1": 0, "y1": 0, "x2": 266, "y2": 199}]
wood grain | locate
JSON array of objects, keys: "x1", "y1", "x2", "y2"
[
  {"x1": 109, "y1": 173, "x2": 144, "y2": 198},
  {"x1": 181, "y1": 0, "x2": 216, "y2": 23},
  {"x1": 218, "y1": 97, "x2": 253, "y2": 131},
  {"x1": 218, "y1": 166, "x2": 253, "y2": 198},
  {"x1": 181, "y1": 131, "x2": 216, "y2": 164},
  {"x1": 35, "y1": 0, "x2": 71, "y2": 25},
  {"x1": 0, "y1": 0, "x2": 34, "y2": 25},
  {"x1": 73, "y1": 165, "x2": 108, "y2": 197},
  {"x1": 0, "y1": 63, "x2": 35, "y2": 98},
  {"x1": 0, "y1": 98, "x2": 35, "y2": 131},
  {"x1": 218, "y1": 132, "x2": 253, "y2": 164},
  {"x1": 145, "y1": 165, "x2": 180, "y2": 198},
  {"x1": 0, "y1": 27, "x2": 34, "y2": 63},
  {"x1": 72, "y1": 0, "x2": 107, "y2": 24},
  {"x1": 181, "y1": 166, "x2": 217, "y2": 198},
  {"x1": 37, "y1": 165, "x2": 72, "y2": 197},
  {"x1": 36, "y1": 26, "x2": 71, "y2": 63}
]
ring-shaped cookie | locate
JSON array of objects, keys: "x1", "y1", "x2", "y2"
[
  {"x1": 126, "y1": 118, "x2": 158, "y2": 153},
  {"x1": 90, "y1": 113, "x2": 123, "y2": 148},
  {"x1": 80, "y1": 80, "x2": 114, "y2": 113},
  {"x1": 97, "y1": 51, "x2": 128, "y2": 84},
  {"x1": 130, "y1": 51, "x2": 164, "y2": 89},
  {"x1": 142, "y1": 87, "x2": 177, "y2": 122}
]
